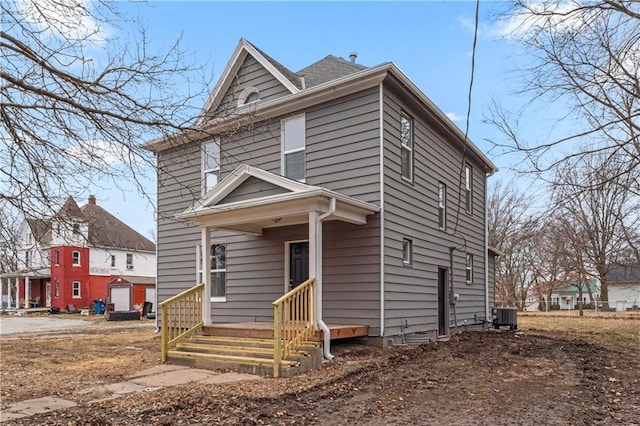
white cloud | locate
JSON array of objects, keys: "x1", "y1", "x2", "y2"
[
  {"x1": 66, "y1": 139, "x2": 128, "y2": 166},
  {"x1": 446, "y1": 112, "x2": 465, "y2": 122},
  {"x1": 16, "y1": 0, "x2": 108, "y2": 43}
]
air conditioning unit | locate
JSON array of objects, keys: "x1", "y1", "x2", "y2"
[
  {"x1": 126, "y1": 265, "x2": 134, "y2": 270},
  {"x1": 492, "y1": 307, "x2": 518, "y2": 331}
]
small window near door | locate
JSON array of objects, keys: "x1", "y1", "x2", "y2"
[
  {"x1": 72, "y1": 281, "x2": 81, "y2": 298},
  {"x1": 402, "y1": 239, "x2": 413, "y2": 266},
  {"x1": 466, "y1": 253, "x2": 474, "y2": 284},
  {"x1": 211, "y1": 243, "x2": 226, "y2": 299}
]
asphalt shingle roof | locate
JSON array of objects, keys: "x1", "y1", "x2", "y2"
[
  {"x1": 297, "y1": 55, "x2": 368, "y2": 88},
  {"x1": 80, "y1": 202, "x2": 155, "y2": 252}
]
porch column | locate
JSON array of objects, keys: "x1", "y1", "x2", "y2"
[
  {"x1": 14, "y1": 277, "x2": 18, "y2": 309},
  {"x1": 24, "y1": 276, "x2": 30, "y2": 309},
  {"x1": 201, "y1": 227, "x2": 212, "y2": 326}
]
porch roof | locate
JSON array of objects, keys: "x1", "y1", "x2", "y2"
[
  {"x1": 0, "y1": 268, "x2": 51, "y2": 279},
  {"x1": 177, "y1": 164, "x2": 380, "y2": 235}
]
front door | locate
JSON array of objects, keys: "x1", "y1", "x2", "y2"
[
  {"x1": 289, "y1": 242, "x2": 309, "y2": 290},
  {"x1": 45, "y1": 281, "x2": 51, "y2": 307},
  {"x1": 438, "y1": 268, "x2": 448, "y2": 336}
]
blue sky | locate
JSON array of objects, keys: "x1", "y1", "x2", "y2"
[{"x1": 98, "y1": 1, "x2": 536, "y2": 237}]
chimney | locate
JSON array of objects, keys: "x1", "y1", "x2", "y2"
[
  {"x1": 349, "y1": 52, "x2": 357, "y2": 64},
  {"x1": 88, "y1": 195, "x2": 96, "y2": 205}
]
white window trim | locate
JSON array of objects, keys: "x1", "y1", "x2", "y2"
[
  {"x1": 402, "y1": 238, "x2": 413, "y2": 266},
  {"x1": 438, "y1": 182, "x2": 447, "y2": 231},
  {"x1": 202, "y1": 139, "x2": 221, "y2": 195},
  {"x1": 72, "y1": 281, "x2": 81, "y2": 298},
  {"x1": 72, "y1": 250, "x2": 81, "y2": 266},
  {"x1": 400, "y1": 111, "x2": 414, "y2": 183},
  {"x1": 237, "y1": 86, "x2": 260, "y2": 108},
  {"x1": 110, "y1": 255, "x2": 116, "y2": 268},
  {"x1": 465, "y1": 164, "x2": 473, "y2": 215},
  {"x1": 126, "y1": 253, "x2": 134, "y2": 270},
  {"x1": 466, "y1": 253, "x2": 474, "y2": 284},
  {"x1": 197, "y1": 242, "x2": 227, "y2": 302},
  {"x1": 281, "y1": 114, "x2": 306, "y2": 182}
]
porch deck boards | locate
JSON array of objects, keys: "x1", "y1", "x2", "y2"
[{"x1": 202, "y1": 322, "x2": 368, "y2": 341}]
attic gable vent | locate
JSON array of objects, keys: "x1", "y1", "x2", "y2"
[{"x1": 237, "y1": 86, "x2": 260, "y2": 107}]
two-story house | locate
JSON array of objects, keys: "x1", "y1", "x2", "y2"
[
  {"x1": 145, "y1": 39, "x2": 497, "y2": 374},
  {"x1": 1, "y1": 196, "x2": 156, "y2": 311}
]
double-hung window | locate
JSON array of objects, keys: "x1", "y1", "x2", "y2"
[
  {"x1": 466, "y1": 253, "x2": 474, "y2": 283},
  {"x1": 402, "y1": 239, "x2": 413, "y2": 266},
  {"x1": 72, "y1": 281, "x2": 81, "y2": 298},
  {"x1": 197, "y1": 243, "x2": 227, "y2": 300},
  {"x1": 465, "y1": 164, "x2": 473, "y2": 214},
  {"x1": 282, "y1": 115, "x2": 306, "y2": 181},
  {"x1": 25, "y1": 251, "x2": 30, "y2": 268},
  {"x1": 72, "y1": 250, "x2": 81, "y2": 266},
  {"x1": 400, "y1": 112, "x2": 413, "y2": 182},
  {"x1": 110, "y1": 255, "x2": 116, "y2": 268},
  {"x1": 438, "y1": 182, "x2": 447, "y2": 230},
  {"x1": 202, "y1": 140, "x2": 221, "y2": 193},
  {"x1": 126, "y1": 253, "x2": 133, "y2": 270}
]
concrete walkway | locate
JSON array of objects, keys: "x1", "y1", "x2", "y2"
[{"x1": 0, "y1": 365, "x2": 261, "y2": 422}]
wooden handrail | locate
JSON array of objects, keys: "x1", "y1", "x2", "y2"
[
  {"x1": 160, "y1": 283, "x2": 205, "y2": 363},
  {"x1": 272, "y1": 277, "x2": 316, "y2": 377}
]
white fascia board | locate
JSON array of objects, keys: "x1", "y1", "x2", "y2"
[
  {"x1": 386, "y1": 63, "x2": 498, "y2": 173},
  {"x1": 144, "y1": 66, "x2": 390, "y2": 152},
  {"x1": 242, "y1": 42, "x2": 300, "y2": 94}
]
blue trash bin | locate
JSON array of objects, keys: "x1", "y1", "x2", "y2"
[{"x1": 94, "y1": 300, "x2": 105, "y2": 315}]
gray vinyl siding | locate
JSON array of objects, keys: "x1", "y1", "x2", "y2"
[
  {"x1": 488, "y1": 253, "x2": 496, "y2": 308},
  {"x1": 382, "y1": 83, "x2": 488, "y2": 337},
  {"x1": 219, "y1": 177, "x2": 289, "y2": 204},
  {"x1": 306, "y1": 88, "x2": 381, "y2": 204},
  {"x1": 211, "y1": 219, "x2": 380, "y2": 334},
  {"x1": 216, "y1": 55, "x2": 292, "y2": 117},
  {"x1": 156, "y1": 144, "x2": 202, "y2": 303}
]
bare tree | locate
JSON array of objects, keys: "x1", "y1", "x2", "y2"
[
  {"x1": 551, "y1": 152, "x2": 640, "y2": 307},
  {"x1": 487, "y1": 1, "x2": 640, "y2": 187},
  {"x1": 1, "y1": 0, "x2": 211, "y2": 222},
  {"x1": 0, "y1": 208, "x2": 20, "y2": 275},
  {"x1": 488, "y1": 180, "x2": 540, "y2": 309}
]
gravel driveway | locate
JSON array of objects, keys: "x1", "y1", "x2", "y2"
[{"x1": 0, "y1": 314, "x2": 155, "y2": 335}]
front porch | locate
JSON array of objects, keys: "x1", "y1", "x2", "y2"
[{"x1": 202, "y1": 322, "x2": 369, "y2": 341}]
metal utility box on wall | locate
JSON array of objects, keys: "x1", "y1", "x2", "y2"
[{"x1": 492, "y1": 307, "x2": 518, "y2": 330}]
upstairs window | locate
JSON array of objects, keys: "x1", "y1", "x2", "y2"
[
  {"x1": 72, "y1": 250, "x2": 81, "y2": 266},
  {"x1": 73, "y1": 223, "x2": 80, "y2": 235},
  {"x1": 126, "y1": 253, "x2": 133, "y2": 270},
  {"x1": 110, "y1": 255, "x2": 116, "y2": 268},
  {"x1": 202, "y1": 140, "x2": 221, "y2": 193},
  {"x1": 438, "y1": 182, "x2": 447, "y2": 230},
  {"x1": 402, "y1": 239, "x2": 413, "y2": 266},
  {"x1": 54, "y1": 250, "x2": 60, "y2": 266},
  {"x1": 465, "y1": 164, "x2": 473, "y2": 214},
  {"x1": 282, "y1": 115, "x2": 306, "y2": 182},
  {"x1": 466, "y1": 253, "x2": 474, "y2": 283},
  {"x1": 400, "y1": 112, "x2": 413, "y2": 182},
  {"x1": 25, "y1": 250, "x2": 30, "y2": 268}
]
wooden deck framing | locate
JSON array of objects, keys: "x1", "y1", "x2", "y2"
[{"x1": 202, "y1": 322, "x2": 368, "y2": 341}]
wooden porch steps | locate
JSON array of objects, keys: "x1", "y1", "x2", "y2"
[{"x1": 166, "y1": 335, "x2": 322, "y2": 378}]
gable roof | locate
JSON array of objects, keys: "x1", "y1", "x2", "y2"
[
  {"x1": 25, "y1": 218, "x2": 51, "y2": 242},
  {"x1": 80, "y1": 202, "x2": 155, "y2": 252},
  {"x1": 145, "y1": 40, "x2": 497, "y2": 173},
  {"x1": 298, "y1": 55, "x2": 368, "y2": 88},
  {"x1": 197, "y1": 39, "x2": 301, "y2": 125},
  {"x1": 178, "y1": 164, "x2": 379, "y2": 235},
  {"x1": 57, "y1": 196, "x2": 83, "y2": 219}
]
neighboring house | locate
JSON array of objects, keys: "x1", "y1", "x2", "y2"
[
  {"x1": 608, "y1": 263, "x2": 640, "y2": 311},
  {"x1": 144, "y1": 39, "x2": 497, "y2": 351},
  {"x1": 0, "y1": 196, "x2": 156, "y2": 311},
  {"x1": 543, "y1": 280, "x2": 600, "y2": 310}
]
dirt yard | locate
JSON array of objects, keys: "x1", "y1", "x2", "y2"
[{"x1": 1, "y1": 314, "x2": 639, "y2": 425}]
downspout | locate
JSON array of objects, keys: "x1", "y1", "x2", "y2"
[
  {"x1": 449, "y1": 246, "x2": 457, "y2": 334},
  {"x1": 316, "y1": 197, "x2": 336, "y2": 361},
  {"x1": 484, "y1": 172, "x2": 490, "y2": 322}
]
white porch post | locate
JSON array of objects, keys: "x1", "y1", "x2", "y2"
[
  {"x1": 24, "y1": 276, "x2": 30, "y2": 309},
  {"x1": 1, "y1": 278, "x2": 4, "y2": 309},
  {"x1": 14, "y1": 277, "x2": 18, "y2": 309},
  {"x1": 201, "y1": 227, "x2": 212, "y2": 326},
  {"x1": 308, "y1": 211, "x2": 319, "y2": 314}
]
